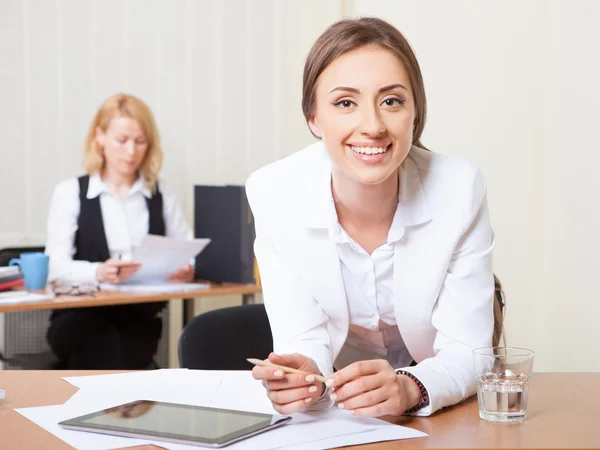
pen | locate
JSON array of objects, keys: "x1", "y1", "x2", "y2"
[
  {"x1": 247, "y1": 358, "x2": 328, "y2": 383},
  {"x1": 116, "y1": 253, "x2": 122, "y2": 280}
]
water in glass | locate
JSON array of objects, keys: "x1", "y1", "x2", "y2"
[{"x1": 476, "y1": 369, "x2": 529, "y2": 422}]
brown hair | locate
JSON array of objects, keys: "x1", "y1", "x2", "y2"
[
  {"x1": 83, "y1": 93, "x2": 163, "y2": 192},
  {"x1": 492, "y1": 275, "x2": 505, "y2": 347},
  {"x1": 302, "y1": 17, "x2": 427, "y2": 148}
]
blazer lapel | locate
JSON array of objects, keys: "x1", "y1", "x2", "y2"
[
  {"x1": 393, "y1": 153, "x2": 437, "y2": 362},
  {"x1": 294, "y1": 146, "x2": 349, "y2": 355}
]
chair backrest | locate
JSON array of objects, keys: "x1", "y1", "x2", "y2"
[{"x1": 0, "y1": 246, "x2": 45, "y2": 266}]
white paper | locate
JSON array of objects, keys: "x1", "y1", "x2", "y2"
[
  {"x1": 124, "y1": 235, "x2": 210, "y2": 284},
  {"x1": 99, "y1": 282, "x2": 210, "y2": 294},
  {"x1": 17, "y1": 370, "x2": 427, "y2": 450},
  {"x1": 0, "y1": 291, "x2": 54, "y2": 305}
]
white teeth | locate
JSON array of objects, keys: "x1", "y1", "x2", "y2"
[{"x1": 350, "y1": 145, "x2": 388, "y2": 155}]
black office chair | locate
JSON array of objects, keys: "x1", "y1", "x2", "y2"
[
  {"x1": 179, "y1": 304, "x2": 273, "y2": 370},
  {"x1": 178, "y1": 276, "x2": 506, "y2": 371},
  {"x1": 0, "y1": 246, "x2": 45, "y2": 266}
]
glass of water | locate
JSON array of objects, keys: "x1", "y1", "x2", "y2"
[{"x1": 473, "y1": 347, "x2": 534, "y2": 423}]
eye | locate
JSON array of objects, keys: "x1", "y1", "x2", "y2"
[
  {"x1": 117, "y1": 138, "x2": 127, "y2": 144},
  {"x1": 334, "y1": 99, "x2": 357, "y2": 109},
  {"x1": 381, "y1": 97, "x2": 404, "y2": 107}
]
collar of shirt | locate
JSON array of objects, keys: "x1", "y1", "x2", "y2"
[
  {"x1": 304, "y1": 144, "x2": 433, "y2": 243},
  {"x1": 86, "y1": 173, "x2": 152, "y2": 199}
]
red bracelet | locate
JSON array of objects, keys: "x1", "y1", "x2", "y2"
[{"x1": 396, "y1": 369, "x2": 430, "y2": 414}]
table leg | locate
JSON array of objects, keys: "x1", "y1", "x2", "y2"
[{"x1": 242, "y1": 293, "x2": 255, "y2": 305}]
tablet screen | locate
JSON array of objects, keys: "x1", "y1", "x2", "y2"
[{"x1": 59, "y1": 400, "x2": 290, "y2": 446}]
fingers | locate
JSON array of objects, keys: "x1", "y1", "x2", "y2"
[
  {"x1": 329, "y1": 373, "x2": 383, "y2": 403},
  {"x1": 262, "y1": 373, "x2": 317, "y2": 391},
  {"x1": 268, "y1": 352, "x2": 307, "y2": 370},
  {"x1": 347, "y1": 398, "x2": 393, "y2": 418},
  {"x1": 252, "y1": 365, "x2": 286, "y2": 381},
  {"x1": 102, "y1": 267, "x2": 120, "y2": 284},
  {"x1": 252, "y1": 366, "x2": 314, "y2": 388},
  {"x1": 114, "y1": 261, "x2": 141, "y2": 268},
  {"x1": 117, "y1": 266, "x2": 140, "y2": 282},
  {"x1": 272, "y1": 398, "x2": 313, "y2": 416},
  {"x1": 253, "y1": 357, "x2": 323, "y2": 415},
  {"x1": 105, "y1": 259, "x2": 141, "y2": 268},
  {"x1": 334, "y1": 386, "x2": 390, "y2": 413},
  {"x1": 326, "y1": 359, "x2": 389, "y2": 389},
  {"x1": 167, "y1": 265, "x2": 194, "y2": 282},
  {"x1": 267, "y1": 385, "x2": 320, "y2": 407}
]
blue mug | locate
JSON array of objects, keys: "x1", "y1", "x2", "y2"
[{"x1": 9, "y1": 252, "x2": 49, "y2": 290}]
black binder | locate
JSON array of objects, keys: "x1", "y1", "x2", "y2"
[{"x1": 194, "y1": 185, "x2": 255, "y2": 284}]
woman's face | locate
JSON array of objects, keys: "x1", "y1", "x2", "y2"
[
  {"x1": 309, "y1": 45, "x2": 416, "y2": 186},
  {"x1": 96, "y1": 116, "x2": 148, "y2": 178}
]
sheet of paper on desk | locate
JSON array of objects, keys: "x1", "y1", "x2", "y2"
[
  {"x1": 125, "y1": 235, "x2": 210, "y2": 284},
  {"x1": 0, "y1": 291, "x2": 54, "y2": 305},
  {"x1": 17, "y1": 370, "x2": 427, "y2": 450},
  {"x1": 99, "y1": 282, "x2": 209, "y2": 294}
]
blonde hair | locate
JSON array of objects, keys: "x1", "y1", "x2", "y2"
[{"x1": 83, "y1": 93, "x2": 163, "y2": 192}]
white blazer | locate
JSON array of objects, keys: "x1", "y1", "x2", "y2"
[{"x1": 245, "y1": 142, "x2": 495, "y2": 416}]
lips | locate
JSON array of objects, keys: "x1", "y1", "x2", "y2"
[
  {"x1": 346, "y1": 143, "x2": 392, "y2": 165},
  {"x1": 349, "y1": 145, "x2": 390, "y2": 155}
]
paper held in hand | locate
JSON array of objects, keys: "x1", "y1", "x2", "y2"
[{"x1": 124, "y1": 235, "x2": 210, "y2": 284}]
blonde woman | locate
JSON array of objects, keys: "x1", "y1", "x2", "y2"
[{"x1": 45, "y1": 93, "x2": 193, "y2": 369}]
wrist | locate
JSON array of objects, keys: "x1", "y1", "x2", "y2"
[
  {"x1": 396, "y1": 369, "x2": 429, "y2": 414},
  {"x1": 398, "y1": 374, "x2": 422, "y2": 410}
]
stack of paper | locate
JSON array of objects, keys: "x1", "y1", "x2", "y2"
[
  {"x1": 0, "y1": 266, "x2": 24, "y2": 291},
  {"x1": 16, "y1": 370, "x2": 427, "y2": 449}
]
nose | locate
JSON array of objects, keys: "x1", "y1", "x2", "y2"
[
  {"x1": 360, "y1": 104, "x2": 386, "y2": 137},
  {"x1": 124, "y1": 140, "x2": 135, "y2": 155}
]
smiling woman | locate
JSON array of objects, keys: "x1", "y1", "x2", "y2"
[{"x1": 245, "y1": 17, "x2": 498, "y2": 418}]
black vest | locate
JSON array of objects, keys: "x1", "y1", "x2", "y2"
[
  {"x1": 74, "y1": 175, "x2": 166, "y2": 263},
  {"x1": 50, "y1": 176, "x2": 168, "y2": 321}
]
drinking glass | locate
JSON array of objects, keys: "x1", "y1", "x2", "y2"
[{"x1": 473, "y1": 347, "x2": 534, "y2": 423}]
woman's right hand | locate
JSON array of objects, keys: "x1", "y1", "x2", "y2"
[
  {"x1": 252, "y1": 353, "x2": 325, "y2": 415},
  {"x1": 96, "y1": 259, "x2": 141, "y2": 284}
]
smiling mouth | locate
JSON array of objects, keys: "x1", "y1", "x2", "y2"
[{"x1": 348, "y1": 144, "x2": 391, "y2": 155}]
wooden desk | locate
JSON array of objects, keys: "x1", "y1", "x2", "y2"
[
  {"x1": 1, "y1": 372, "x2": 598, "y2": 449},
  {"x1": 0, "y1": 283, "x2": 262, "y2": 368},
  {"x1": 0, "y1": 282, "x2": 262, "y2": 313}
]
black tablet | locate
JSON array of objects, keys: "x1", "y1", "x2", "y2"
[{"x1": 59, "y1": 400, "x2": 292, "y2": 448}]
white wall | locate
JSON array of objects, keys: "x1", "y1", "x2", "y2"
[
  {"x1": 1, "y1": 0, "x2": 599, "y2": 371},
  {"x1": 0, "y1": 0, "x2": 341, "y2": 247},
  {"x1": 348, "y1": 0, "x2": 600, "y2": 371}
]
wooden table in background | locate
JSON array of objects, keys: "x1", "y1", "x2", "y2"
[
  {"x1": 1, "y1": 371, "x2": 598, "y2": 449},
  {"x1": 0, "y1": 282, "x2": 262, "y2": 313},
  {"x1": 0, "y1": 283, "x2": 262, "y2": 368}
]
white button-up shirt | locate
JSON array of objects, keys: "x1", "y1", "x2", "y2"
[
  {"x1": 45, "y1": 174, "x2": 193, "y2": 284},
  {"x1": 323, "y1": 177, "x2": 414, "y2": 369}
]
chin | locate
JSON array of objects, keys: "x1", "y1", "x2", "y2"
[{"x1": 348, "y1": 168, "x2": 396, "y2": 186}]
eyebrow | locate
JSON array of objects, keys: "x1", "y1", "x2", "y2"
[{"x1": 329, "y1": 83, "x2": 409, "y2": 95}]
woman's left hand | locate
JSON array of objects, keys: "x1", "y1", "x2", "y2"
[
  {"x1": 325, "y1": 359, "x2": 421, "y2": 417},
  {"x1": 167, "y1": 264, "x2": 195, "y2": 282}
]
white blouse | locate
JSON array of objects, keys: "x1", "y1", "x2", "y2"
[
  {"x1": 322, "y1": 184, "x2": 414, "y2": 370},
  {"x1": 45, "y1": 174, "x2": 193, "y2": 284}
]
